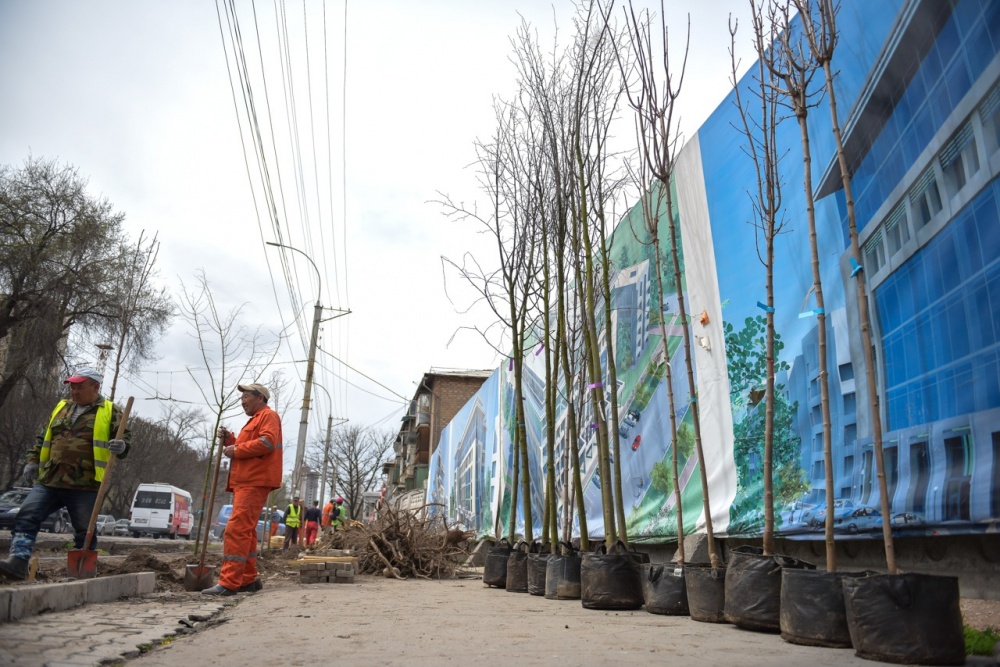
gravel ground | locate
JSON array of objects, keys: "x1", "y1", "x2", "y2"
[{"x1": 962, "y1": 598, "x2": 1000, "y2": 631}]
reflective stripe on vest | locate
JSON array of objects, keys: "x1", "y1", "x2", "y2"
[
  {"x1": 286, "y1": 504, "x2": 301, "y2": 528},
  {"x1": 41, "y1": 399, "x2": 114, "y2": 482}
]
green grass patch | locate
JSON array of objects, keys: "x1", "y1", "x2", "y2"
[{"x1": 965, "y1": 626, "x2": 999, "y2": 656}]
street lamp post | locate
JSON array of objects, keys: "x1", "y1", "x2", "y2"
[{"x1": 310, "y1": 380, "x2": 348, "y2": 506}]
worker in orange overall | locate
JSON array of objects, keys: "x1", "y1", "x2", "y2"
[
  {"x1": 202, "y1": 383, "x2": 282, "y2": 596},
  {"x1": 322, "y1": 498, "x2": 335, "y2": 537}
]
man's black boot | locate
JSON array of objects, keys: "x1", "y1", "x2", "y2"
[
  {"x1": 237, "y1": 579, "x2": 263, "y2": 593},
  {"x1": 0, "y1": 555, "x2": 29, "y2": 580}
]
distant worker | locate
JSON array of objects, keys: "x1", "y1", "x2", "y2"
[
  {"x1": 322, "y1": 498, "x2": 335, "y2": 537},
  {"x1": 283, "y1": 496, "x2": 302, "y2": 550},
  {"x1": 303, "y1": 500, "x2": 322, "y2": 546},
  {"x1": 202, "y1": 383, "x2": 282, "y2": 596},
  {"x1": 268, "y1": 506, "x2": 280, "y2": 545},
  {"x1": 0, "y1": 368, "x2": 131, "y2": 581},
  {"x1": 332, "y1": 497, "x2": 345, "y2": 531}
]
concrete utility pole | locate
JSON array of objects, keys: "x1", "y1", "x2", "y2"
[{"x1": 293, "y1": 300, "x2": 323, "y2": 495}]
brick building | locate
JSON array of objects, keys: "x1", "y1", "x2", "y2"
[{"x1": 385, "y1": 368, "x2": 492, "y2": 496}]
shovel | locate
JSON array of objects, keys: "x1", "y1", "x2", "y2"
[
  {"x1": 67, "y1": 396, "x2": 133, "y2": 579},
  {"x1": 184, "y1": 429, "x2": 227, "y2": 591}
]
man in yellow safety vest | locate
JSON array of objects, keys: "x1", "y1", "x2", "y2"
[{"x1": 283, "y1": 496, "x2": 302, "y2": 550}]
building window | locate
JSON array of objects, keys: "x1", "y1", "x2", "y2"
[
  {"x1": 940, "y1": 122, "x2": 980, "y2": 197},
  {"x1": 864, "y1": 230, "x2": 885, "y2": 275},
  {"x1": 909, "y1": 168, "x2": 943, "y2": 228},
  {"x1": 844, "y1": 454, "x2": 855, "y2": 477},
  {"x1": 883, "y1": 201, "x2": 910, "y2": 256},
  {"x1": 839, "y1": 363, "x2": 854, "y2": 382},
  {"x1": 980, "y1": 84, "x2": 1000, "y2": 156},
  {"x1": 812, "y1": 460, "x2": 824, "y2": 479}
]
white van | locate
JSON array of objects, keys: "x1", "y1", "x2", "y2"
[{"x1": 128, "y1": 483, "x2": 194, "y2": 539}]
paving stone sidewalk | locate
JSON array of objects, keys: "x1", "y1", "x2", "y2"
[{"x1": 0, "y1": 592, "x2": 229, "y2": 667}]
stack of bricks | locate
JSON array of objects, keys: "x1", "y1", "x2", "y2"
[{"x1": 298, "y1": 558, "x2": 357, "y2": 584}]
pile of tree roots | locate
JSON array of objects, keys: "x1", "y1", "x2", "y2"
[{"x1": 319, "y1": 504, "x2": 473, "y2": 579}]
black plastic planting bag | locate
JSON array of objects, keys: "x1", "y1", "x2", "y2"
[
  {"x1": 483, "y1": 538, "x2": 512, "y2": 588},
  {"x1": 842, "y1": 573, "x2": 965, "y2": 665},
  {"x1": 780, "y1": 569, "x2": 872, "y2": 648},
  {"x1": 641, "y1": 563, "x2": 688, "y2": 615},
  {"x1": 724, "y1": 545, "x2": 815, "y2": 632},
  {"x1": 527, "y1": 552, "x2": 550, "y2": 596},
  {"x1": 684, "y1": 562, "x2": 727, "y2": 623},
  {"x1": 505, "y1": 541, "x2": 530, "y2": 593},
  {"x1": 580, "y1": 541, "x2": 644, "y2": 610},
  {"x1": 544, "y1": 543, "x2": 582, "y2": 600}
]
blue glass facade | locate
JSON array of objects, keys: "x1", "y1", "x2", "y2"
[
  {"x1": 846, "y1": 0, "x2": 1000, "y2": 241},
  {"x1": 877, "y1": 177, "x2": 1000, "y2": 429}
]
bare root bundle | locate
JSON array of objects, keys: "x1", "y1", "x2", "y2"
[{"x1": 313, "y1": 504, "x2": 472, "y2": 579}]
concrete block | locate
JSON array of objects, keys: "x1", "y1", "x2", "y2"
[
  {"x1": 85, "y1": 573, "x2": 139, "y2": 604},
  {"x1": 9, "y1": 580, "x2": 87, "y2": 621},
  {"x1": 0, "y1": 588, "x2": 11, "y2": 623}
]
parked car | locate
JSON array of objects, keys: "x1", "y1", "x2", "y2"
[
  {"x1": 804, "y1": 498, "x2": 856, "y2": 528},
  {"x1": 0, "y1": 487, "x2": 71, "y2": 533},
  {"x1": 256, "y1": 508, "x2": 286, "y2": 542},
  {"x1": 631, "y1": 435, "x2": 642, "y2": 451},
  {"x1": 891, "y1": 512, "x2": 925, "y2": 527},
  {"x1": 113, "y1": 518, "x2": 131, "y2": 537},
  {"x1": 834, "y1": 506, "x2": 882, "y2": 533},
  {"x1": 779, "y1": 500, "x2": 816, "y2": 527},
  {"x1": 95, "y1": 514, "x2": 116, "y2": 535},
  {"x1": 211, "y1": 505, "x2": 234, "y2": 540}
]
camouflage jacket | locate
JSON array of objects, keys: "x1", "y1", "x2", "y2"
[{"x1": 27, "y1": 396, "x2": 132, "y2": 490}]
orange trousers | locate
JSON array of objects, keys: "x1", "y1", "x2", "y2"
[
  {"x1": 304, "y1": 520, "x2": 319, "y2": 545},
  {"x1": 219, "y1": 486, "x2": 270, "y2": 591}
]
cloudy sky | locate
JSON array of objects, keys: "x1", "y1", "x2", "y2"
[{"x1": 1, "y1": 0, "x2": 756, "y2": 472}]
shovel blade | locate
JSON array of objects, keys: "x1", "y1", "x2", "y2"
[
  {"x1": 184, "y1": 563, "x2": 217, "y2": 592},
  {"x1": 67, "y1": 548, "x2": 98, "y2": 579}
]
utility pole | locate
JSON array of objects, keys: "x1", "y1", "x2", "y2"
[
  {"x1": 292, "y1": 300, "x2": 323, "y2": 496},
  {"x1": 319, "y1": 415, "x2": 333, "y2": 505}
]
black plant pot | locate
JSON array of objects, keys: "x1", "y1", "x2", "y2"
[
  {"x1": 482, "y1": 538, "x2": 512, "y2": 588},
  {"x1": 506, "y1": 542, "x2": 530, "y2": 593},
  {"x1": 544, "y1": 548, "x2": 582, "y2": 600},
  {"x1": 724, "y1": 545, "x2": 815, "y2": 632},
  {"x1": 527, "y1": 553, "x2": 550, "y2": 596},
  {"x1": 640, "y1": 563, "x2": 688, "y2": 615},
  {"x1": 780, "y1": 568, "x2": 870, "y2": 648},
  {"x1": 842, "y1": 572, "x2": 964, "y2": 665},
  {"x1": 684, "y1": 562, "x2": 727, "y2": 623},
  {"x1": 580, "y1": 541, "x2": 645, "y2": 610}
]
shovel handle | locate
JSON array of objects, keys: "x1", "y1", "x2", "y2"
[
  {"x1": 196, "y1": 429, "x2": 228, "y2": 567},
  {"x1": 82, "y1": 397, "x2": 134, "y2": 548}
]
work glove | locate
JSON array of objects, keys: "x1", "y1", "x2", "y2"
[
  {"x1": 19, "y1": 462, "x2": 39, "y2": 486},
  {"x1": 108, "y1": 439, "x2": 127, "y2": 455}
]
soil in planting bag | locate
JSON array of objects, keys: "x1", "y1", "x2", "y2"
[
  {"x1": 842, "y1": 572, "x2": 965, "y2": 665},
  {"x1": 641, "y1": 562, "x2": 688, "y2": 615},
  {"x1": 544, "y1": 542, "x2": 582, "y2": 600},
  {"x1": 483, "y1": 538, "x2": 512, "y2": 588},
  {"x1": 580, "y1": 540, "x2": 643, "y2": 610},
  {"x1": 724, "y1": 545, "x2": 815, "y2": 632},
  {"x1": 684, "y1": 562, "x2": 727, "y2": 623},
  {"x1": 505, "y1": 541, "x2": 530, "y2": 593},
  {"x1": 780, "y1": 568, "x2": 873, "y2": 648},
  {"x1": 527, "y1": 542, "x2": 551, "y2": 596}
]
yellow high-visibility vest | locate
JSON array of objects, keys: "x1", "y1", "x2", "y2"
[{"x1": 40, "y1": 399, "x2": 114, "y2": 482}]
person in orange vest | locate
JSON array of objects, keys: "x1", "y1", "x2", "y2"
[
  {"x1": 282, "y1": 496, "x2": 302, "y2": 550},
  {"x1": 303, "y1": 500, "x2": 322, "y2": 546},
  {"x1": 202, "y1": 383, "x2": 282, "y2": 596},
  {"x1": 322, "y1": 498, "x2": 335, "y2": 537}
]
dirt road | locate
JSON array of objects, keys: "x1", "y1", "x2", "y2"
[{"x1": 131, "y1": 575, "x2": 876, "y2": 667}]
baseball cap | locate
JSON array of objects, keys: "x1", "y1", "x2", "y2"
[
  {"x1": 64, "y1": 367, "x2": 102, "y2": 384},
  {"x1": 237, "y1": 383, "x2": 271, "y2": 400}
]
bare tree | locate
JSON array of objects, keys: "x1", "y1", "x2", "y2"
[
  {"x1": 177, "y1": 269, "x2": 281, "y2": 545},
  {"x1": 730, "y1": 2, "x2": 788, "y2": 555},
  {"x1": 96, "y1": 231, "x2": 174, "y2": 401},
  {"x1": 771, "y1": 0, "x2": 836, "y2": 569},
  {"x1": 617, "y1": 0, "x2": 711, "y2": 565},
  {"x1": 439, "y1": 93, "x2": 542, "y2": 542},
  {"x1": 330, "y1": 425, "x2": 394, "y2": 521},
  {"x1": 794, "y1": 0, "x2": 896, "y2": 574}
]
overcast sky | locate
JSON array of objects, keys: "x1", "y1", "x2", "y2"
[{"x1": 1, "y1": 0, "x2": 756, "y2": 472}]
